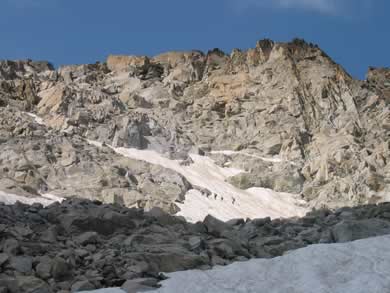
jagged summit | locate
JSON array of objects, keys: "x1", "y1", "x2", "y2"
[
  {"x1": 0, "y1": 38, "x2": 356, "y2": 83},
  {"x1": 105, "y1": 38, "x2": 348, "y2": 78}
]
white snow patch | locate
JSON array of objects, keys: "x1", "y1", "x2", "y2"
[
  {"x1": 24, "y1": 112, "x2": 45, "y2": 125},
  {"x1": 79, "y1": 289, "x2": 125, "y2": 293},
  {"x1": 14, "y1": 113, "x2": 306, "y2": 222},
  {"x1": 87, "y1": 139, "x2": 104, "y2": 148},
  {"x1": 110, "y1": 146, "x2": 307, "y2": 222},
  {"x1": 41, "y1": 193, "x2": 65, "y2": 202},
  {"x1": 211, "y1": 150, "x2": 285, "y2": 163},
  {"x1": 149, "y1": 235, "x2": 390, "y2": 293},
  {"x1": 0, "y1": 191, "x2": 63, "y2": 206}
]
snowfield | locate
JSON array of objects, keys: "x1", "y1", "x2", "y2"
[
  {"x1": 0, "y1": 190, "x2": 63, "y2": 206},
  {"x1": 10, "y1": 112, "x2": 307, "y2": 222},
  {"x1": 82, "y1": 235, "x2": 390, "y2": 293},
  {"x1": 149, "y1": 234, "x2": 390, "y2": 293},
  {"x1": 80, "y1": 289, "x2": 124, "y2": 293},
  {"x1": 24, "y1": 112, "x2": 46, "y2": 125},
  {"x1": 210, "y1": 149, "x2": 285, "y2": 163},
  {"x1": 113, "y1": 147, "x2": 307, "y2": 222},
  {"x1": 8, "y1": 112, "x2": 307, "y2": 222}
]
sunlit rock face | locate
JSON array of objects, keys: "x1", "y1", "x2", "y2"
[{"x1": 0, "y1": 39, "x2": 390, "y2": 216}]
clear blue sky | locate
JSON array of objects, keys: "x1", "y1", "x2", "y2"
[{"x1": 0, "y1": 0, "x2": 388, "y2": 79}]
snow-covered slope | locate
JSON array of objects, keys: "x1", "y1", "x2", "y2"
[
  {"x1": 0, "y1": 190, "x2": 63, "y2": 206},
  {"x1": 81, "y1": 235, "x2": 390, "y2": 293},
  {"x1": 24, "y1": 112, "x2": 45, "y2": 125},
  {"x1": 149, "y1": 235, "x2": 390, "y2": 293},
  {"x1": 0, "y1": 113, "x2": 306, "y2": 222},
  {"x1": 112, "y1": 147, "x2": 307, "y2": 222},
  {"x1": 210, "y1": 150, "x2": 285, "y2": 163},
  {"x1": 79, "y1": 289, "x2": 124, "y2": 293}
]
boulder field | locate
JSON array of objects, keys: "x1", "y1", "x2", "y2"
[{"x1": 1, "y1": 199, "x2": 390, "y2": 292}]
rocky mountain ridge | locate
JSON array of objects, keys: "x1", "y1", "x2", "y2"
[
  {"x1": 0, "y1": 38, "x2": 389, "y2": 214},
  {"x1": 1, "y1": 38, "x2": 390, "y2": 293}
]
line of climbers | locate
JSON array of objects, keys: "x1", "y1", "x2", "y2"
[{"x1": 202, "y1": 191, "x2": 236, "y2": 205}]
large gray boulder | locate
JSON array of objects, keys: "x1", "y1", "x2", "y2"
[
  {"x1": 331, "y1": 219, "x2": 390, "y2": 243},
  {"x1": 8, "y1": 256, "x2": 33, "y2": 274},
  {"x1": 203, "y1": 215, "x2": 231, "y2": 237},
  {"x1": 121, "y1": 278, "x2": 159, "y2": 293}
]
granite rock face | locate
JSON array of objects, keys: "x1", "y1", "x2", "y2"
[
  {"x1": 0, "y1": 38, "x2": 390, "y2": 212},
  {"x1": 0, "y1": 107, "x2": 191, "y2": 213}
]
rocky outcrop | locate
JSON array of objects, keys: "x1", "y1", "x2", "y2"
[
  {"x1": 1, "y1": 199, "x2": 390, "y2": 292},
  {"x1": 0, "y1": 107, "x2": 190, "y2": 213},
  {"x1": 0, "y1": 38, "x2": 390, "y2": 212}
]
